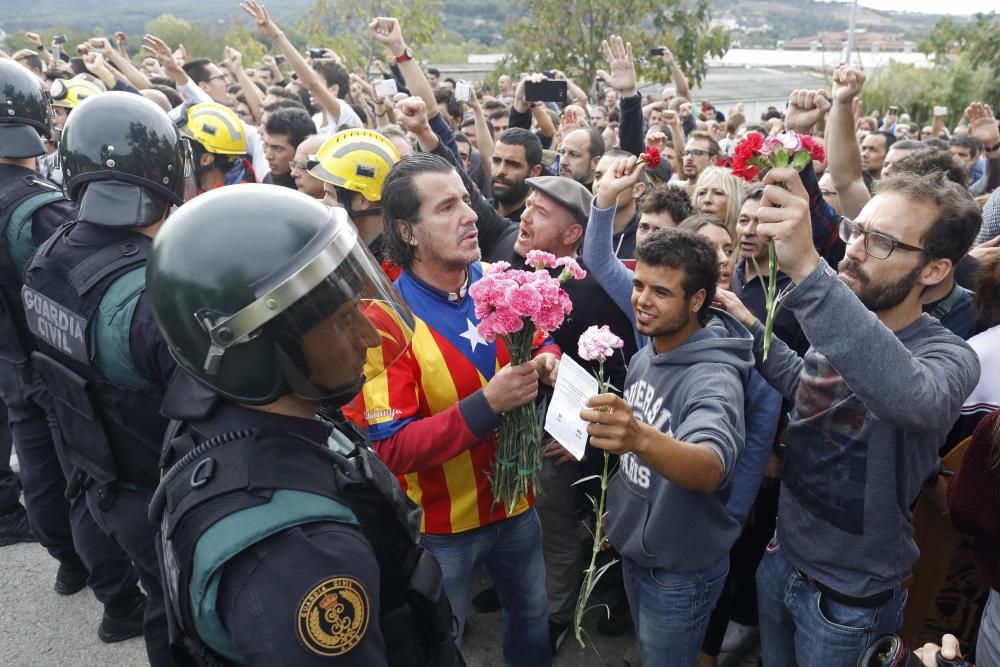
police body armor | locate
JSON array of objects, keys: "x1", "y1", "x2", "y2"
[
  {"x1": 150, "y1": 415, "x2": 460, "y2": 667},
  {"x1": 0, "y1": 164, "x2": 67, "y2": 365},
  {"x1": 21, "y1": 222, "x2": 166, "y2": 489}
]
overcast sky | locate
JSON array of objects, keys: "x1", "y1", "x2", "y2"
[{"x1": 825, "y1": 0, "x2": 996, "y2": 15}]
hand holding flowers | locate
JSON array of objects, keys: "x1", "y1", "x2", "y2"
[
  {"x1": 730, "y1": 131, "x2": 823, "y2": 359},
  {"x1": 572, "y1": 325, "x2": 624, "y2": 647},
  {"x1": 469, "y1": 251, "x2": 585, "y2": 512}
]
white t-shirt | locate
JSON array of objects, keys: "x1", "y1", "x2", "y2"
[
  {"x1": 313, "y1": 100, "x2": 363, "y2": 137},
  {"x1": 962, "y1": 324, "x2": 1000, "y2": 418}
]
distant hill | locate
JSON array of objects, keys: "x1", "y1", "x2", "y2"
[{"x1": 0, "y1": 0, "x2": 947, "y2": 51}]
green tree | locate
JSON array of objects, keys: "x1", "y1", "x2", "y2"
[
  {"x1": 863, "y1": 56, "x2": 993, "y2": 127},
  {"x1": 303, "y1": 0, "x2": 443, "y2": 71},
  {"x1": 145, "y1": 13, "x2": 223, "y2": 61},
  {"x1": 502, "y1": 0, "x2": 730, "y2": 88},
  {"x1": 920, "y1": 12, "x2": 999, "y2": 107}
]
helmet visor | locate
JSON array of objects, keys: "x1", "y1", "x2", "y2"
[
  {"x1": 180, "y1": 138, "x2": 198, "y2": 201},
  {"x1": 268, "y1": 240, "x2": 414, "y2": 402}
]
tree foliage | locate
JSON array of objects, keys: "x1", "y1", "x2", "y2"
[
  {"x1": 863, "y1": 56, "x2": 994, "y2": 127},
  {"x1": 303, "y1": 0, "x2": 442, "y2": 71},
  {"x1": 144, "y1": 14, "x2": 222, "y2": 61},
  {"x1": 919, "y1": 12, "x2": 999, "y2": 108},
  {"x1": 502, "y1": 0, "x2": 730, "y2": 88}
]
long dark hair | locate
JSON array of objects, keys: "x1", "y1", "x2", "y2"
[{"x1": 380, "y1": 153, "x2": 455, "y2": 268}]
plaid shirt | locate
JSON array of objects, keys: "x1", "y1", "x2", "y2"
[{"x1": 800, "y1": 161, "x2": 847, "y2": 269}]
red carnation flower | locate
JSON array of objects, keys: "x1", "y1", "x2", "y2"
[
  {"x1": 800, "y1": 135, "x2": 826, "y2": 163},
  {"x1": 640, "y1": 146, "x2": 661, "y2": 169}
]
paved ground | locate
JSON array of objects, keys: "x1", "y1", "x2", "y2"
[{"x1": 2, "y1": 453, "x2": 759, "y2": 667}]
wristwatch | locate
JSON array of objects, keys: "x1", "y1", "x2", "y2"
[
  {"x1": 986, "y1": 140, "x2": 1000, "y2": 154},
  {"x1": 394, "y1": 47, "x2": 414, "y2": 64}
]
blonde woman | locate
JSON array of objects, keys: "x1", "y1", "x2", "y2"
[
  {"x1": 692, "y1": 167, "x2": 745, "y2": 241},
  {"x1": 678, "y1": 214, "x2": 734, "y2": 290}
]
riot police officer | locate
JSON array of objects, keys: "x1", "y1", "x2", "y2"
[
  {"x1": 21, "y1": 91, "x2": 188, "y2": 666},
  {"x1": 0, "y1": 59, "x2": 145, "y2": 640},
  {"x1": 146, "y1": 184, "x2": 462, "y2": 666}
]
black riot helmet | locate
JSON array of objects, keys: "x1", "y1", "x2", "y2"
[
  {"x1": 59, "y1": 92, "x2": 193, "y2": 227},
  {"x1": 148, "y1": 184, "x2": 416, "y2": 406},
  {"x1": 0, "y1": 59, "x2": 53, "y2": 159}
]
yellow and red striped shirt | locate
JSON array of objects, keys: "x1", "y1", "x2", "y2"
[{"x1": 347, "y1": 263, "x2": 538, "y2": 534}]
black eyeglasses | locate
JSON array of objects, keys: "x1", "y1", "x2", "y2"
[
  {"x1": 683, "y1": 148, "x2": 713, "y2": 158},
  {"x1": 838, "y1": 217, "x2": 925, "y2": 260}
]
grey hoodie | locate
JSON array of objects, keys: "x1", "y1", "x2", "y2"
[{"x1": 607, "y1": 308, "x2": 754, "y2": 572}]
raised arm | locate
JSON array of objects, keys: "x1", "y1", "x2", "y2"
[
  {"x1": 583, "y1": 154, "x2": 644, "y2": 321},
  {"x1": 658, "y1": 47, "x2": 691, "y2": 102},
  {"x1": 597, "y1": 35, "x2": 640, "y2": 155},
  {"x1": 223, "y1": 47, "x2": 262, "y2": 122},
  {"x1": 241, "y1": 0, "x2": 346, "y2": 124},
  {"x1": 90, "y1": 37, "x2": 150, "y2": 90},
  {"x1": 967, "y1": 102, "x2": 1000, "y2": 197},
  {"x1": 465, "y1": 87, "x2": 494, "y2": 182},
  {"x1": 369, "y1": 17, "x2": 437, "y2": 119},
  {"x1": 826, "y1": 67, "x2": 871, "y2": 218},
  {"x1": 554, "y1": 70, "x2": 589, "y2": 108}
]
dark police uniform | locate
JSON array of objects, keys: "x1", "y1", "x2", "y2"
[
  {"x1": 143, "y1": 183, "x2": 462, "y2": 667},
  {"x1": 19, "y1": 88, "x2": 196, "y2": 665},
  {"x1": 0, "y1": 163, "x2": 143, "y2": 611},
  {"x1": 23, "y1": 220, "x2": 174, "y2": 666},
  {"x1": 151, "y1": 402, "x2": 460, "y2": 666}
]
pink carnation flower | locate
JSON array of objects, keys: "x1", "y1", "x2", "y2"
[
  {"x1": 477, "y1": 308, "x2": 524, "y2": 342},
  {"x1": 525, "y1": 250, "x2": 557, "y2": 269},
  {"x1": 485, "y1": 261, "x2": 511, "y2": 275},
  {"x1": 505, "y1": 284, "x2": 543, "y2": 318},
  {"x1": 556, "y1": 256, "x2": 587, "y2": 281},
  {"x1": 578, "y1": 325, "x2": 625, "y2": 362},
  {"x1": 775, "y1": 132, "x2": 804, "y2": 153}
]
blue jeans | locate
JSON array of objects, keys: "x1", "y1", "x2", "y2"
[
  {"x1": 420, "y1": 508, "x2": 551, "y2": 667},
  {"x1": 622, "y1": 553, "x2": 730, "y2": 667},
  {"x1": 756, "y1": 535, "x2": 908, "y2": 667}
]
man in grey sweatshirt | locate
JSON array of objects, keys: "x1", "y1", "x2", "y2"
[
  {"x1": 582, "y1": 229, "x2": 753, "y2": 667},
  {"x1": 716, "y1": 168, "x2": 982, "y2": 667}
]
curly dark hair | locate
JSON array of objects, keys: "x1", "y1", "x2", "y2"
[
  {"x1": 634, "y1": 228, "x2": 719, "y2": 325},
  {"x1": 640, "y1": 184, "x2": 693, "y2": 224}
]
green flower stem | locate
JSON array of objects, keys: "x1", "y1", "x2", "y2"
[
  {"x1": 573, "y1": 361, "x2": 615, "y2": 647},
  {"x1": 491, "y1": 328, "x2": 543, "y2": 514}
]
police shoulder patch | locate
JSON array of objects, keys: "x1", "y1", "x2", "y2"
[{"x1": 296, "y1": 575, "x2": 370, "y2": 657}]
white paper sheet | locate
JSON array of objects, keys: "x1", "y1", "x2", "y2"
[{"x1": 544, "y1": 355, "x2": 600, "y2": 460}]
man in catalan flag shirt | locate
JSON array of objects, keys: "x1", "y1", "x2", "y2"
[{"x1": 347, "y1": 151, "x2": 558, "y2": 667}]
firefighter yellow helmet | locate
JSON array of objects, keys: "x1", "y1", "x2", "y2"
[
  {"x1": 173, "y1": 102, "x2": 247, "y2": 155},
  {"x1": 49, "y1": 77, "x2": 104, "y2": 109},
  {"x1": 309, "y1": 129, "x2": 399, "y2": 202}
]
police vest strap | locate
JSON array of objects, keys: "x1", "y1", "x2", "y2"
[
  {"x1": 68, "y1": 239, "x2": 149, "y2": 296},
  {"x1": 0, "y1": 171, "x2": 62, "y2": 214}
]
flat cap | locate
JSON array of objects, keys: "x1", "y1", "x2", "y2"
[{"x1": 526, "y1": 175, "x2": 592, "y2": 226}]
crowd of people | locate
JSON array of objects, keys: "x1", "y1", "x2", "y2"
[{"x1": 0, "y1": 2, "x2": 999, "y2": 666}]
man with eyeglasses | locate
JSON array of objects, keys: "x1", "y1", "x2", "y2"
[
  {"x1": 678, "y1": 131, "x2": 719, "y2": 195},
  {"x1": 716, "y1": 168, "x2": 981, "y2": 667}
]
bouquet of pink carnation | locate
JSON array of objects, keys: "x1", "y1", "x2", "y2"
[
  {"x1": 573, "y1": 325, "x2": 623, "y2": 648},
  {"x1": 730, "y1": 130, "x2": 824, "y2": 360},
  {"x1": 469, "y1": 250, "x2": 585, "y2": 512}
]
